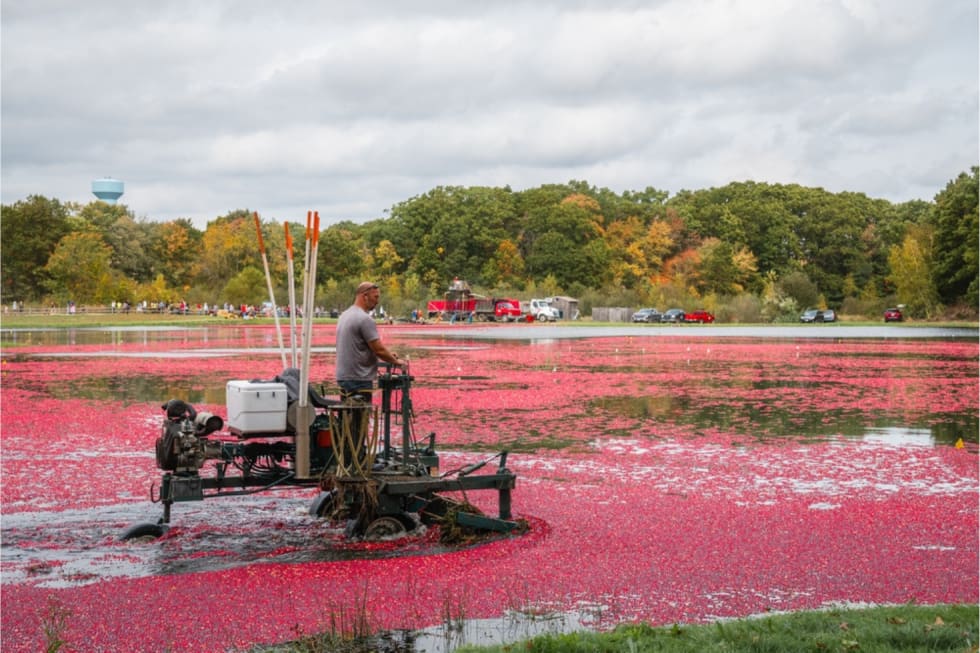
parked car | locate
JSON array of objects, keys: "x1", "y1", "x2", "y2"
[
  {"x1": 631, "y1": 308, "x2": 662, "y2": 323},
  {"x1": 661, "y1": 308, "x2": 686, "y2": 323},
  {"x1": 684, "y1": 309, "x2": 715, "y2": 324},
  {"x1": 799, "y1": 308, "x2": 826, "y2": 323},
  {"x1": 884, "y1": 307, "x2": 903, "y2": 322},
  {"x1": 822, "y1": 309, "x2": 837, "y2": 322}
]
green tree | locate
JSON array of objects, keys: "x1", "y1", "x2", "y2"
[
  {"x1": 384, "y1": 185, "x2": 518, "y2": 287},
  {"x1": 699, "y1": 239, "x2": 739, "y2": 295},
  {"x1": 318, "y1": 223, "x2": 368, "y2": 282},
  {"x1": 221, "y1": 266, "x2": 267, "y2": 306},
  {"x1": 70, "y1": 201, "x2": 164, "y2": 285},
  {"x1": 931, "y1": 167, "x2": 979, "y2": 307},
  {"x1": 520, "y1": 190, "x2": 609, "y2": 287},
  {"x1": 526, "y1": 232, "x2": 577, "y2": 284},
  {"x1": 777, "y1": 270, "x2": 820, "y2": 311},
  {"x1": 0, "y1": 195, "x2": 71, "y2": 302},
  {"x1": 43, "y1": 231, "x2": 114, "y2": 303},
  {"x1": 76, "y1": 200, "x2": 129, "y2": 232}
]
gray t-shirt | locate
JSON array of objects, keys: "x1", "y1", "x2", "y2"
[{"x1": 335, "y1": 305, "x2": 381, "y2": 382}]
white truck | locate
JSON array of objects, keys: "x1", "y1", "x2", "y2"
[{"x1": 528, "y1": 298, "x2": 561, "y2": 322}]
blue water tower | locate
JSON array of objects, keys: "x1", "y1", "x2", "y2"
[{"x1": 92, "y1": 177, "x2": 124, "y2": 204}]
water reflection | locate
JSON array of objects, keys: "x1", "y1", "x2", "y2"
[
  {"x1": 2, "y1": 326, "x2": 204, "y2": 347},
  {"x1": 4, "y1": 326, "x2": 977, "y2": 450},
  {"x1": 862, "y1": 427, "x2": 937, "y2": 447},
  {"x1": 1, "y1": 325, "x2": 296, "y2": 350},
  {"x1": 590, "y1": 394, "x2": 977, "y2": 446}
]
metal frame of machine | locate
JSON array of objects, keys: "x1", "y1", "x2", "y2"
[{"x1": 125, "y1": 364, "x2": 518, "y2": 540}]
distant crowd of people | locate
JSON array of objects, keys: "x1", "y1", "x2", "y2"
[{"x1": 5, "y1": 301, "x2": 489, "y2": 323}]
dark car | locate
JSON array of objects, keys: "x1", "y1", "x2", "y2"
[
  {"x1": 661, "y1": 308, "x2": 686, "y2": 323},
  {"x1": 884, "y1": 307, "x2": 903, "y2": 322},
  {"x1": 631, "y1": 308, "x2": 662, "y2": 323},
  {"x1": 684, "y1": 309, "x2": 715, "y2": 324},
  {"x1": 800, "y1": 308, "x2": 825, "y2": 323}
]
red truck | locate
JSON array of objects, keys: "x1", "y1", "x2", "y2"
[{"x1": 426, "y1": 279, "x2": 522, "y2": 322}]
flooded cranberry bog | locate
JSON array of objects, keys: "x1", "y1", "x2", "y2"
[{"x1": 1, "y1": 323, "x2": 978, "y2": 652}]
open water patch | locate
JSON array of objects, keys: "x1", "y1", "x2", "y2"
[
  {"x1": 444, "y1": 325, "x2": 980, "y2": 341},
  {"x1": 0, "y1": 495, "x2": 525, "y2": 588}
]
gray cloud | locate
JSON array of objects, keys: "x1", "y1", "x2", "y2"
[{"x1": 2, "y1": 0, "x2": 976, "y2": 227}]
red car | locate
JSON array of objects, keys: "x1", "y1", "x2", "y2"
[
  {"x1": 884, "y1": 307, "x2": 903, "y2": 322},
  {"x1": 684, "y1": 309, "x2": 715, "y2": 324}
]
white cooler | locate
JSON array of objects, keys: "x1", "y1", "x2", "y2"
[{"x1": 226, "y1": 380, "x2": 288, "y2": 434}]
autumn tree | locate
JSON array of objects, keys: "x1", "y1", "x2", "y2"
[
  {"x1": 147, "y1": 219, "x2": 202, "y2": 290},
  {"x1": 370, "y1": 240, "x2": 404, "y2": 286},
  {"x1": 604, "y1": 216, "x2": 647, "y2": 287},
  {"x1": 482, "y1": 238, "x2": 525, "y2": 288},
  {"x1": 193, "y1": 211, "x2": 263, "y2": 292},
  {"x1": 660, "y1": 246, "x2": 700, "y2": 294},
  {"x1": 888, "y1": 226, "x2": 941, "y2": 318},
  {"x1": 1, "y1": 172, "x2": 974, "y2": 319}
]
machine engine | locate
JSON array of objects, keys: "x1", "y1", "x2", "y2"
[{"x1": 155, "y1": 399, "x2": 224, "y2": 472}]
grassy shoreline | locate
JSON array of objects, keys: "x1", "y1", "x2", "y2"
[
  {"x1": 2, "y1": 312, "x2": 977, "y2": 330},
  {"x1": 254, "y1": 603, "x2": 979, "y2": 653}
]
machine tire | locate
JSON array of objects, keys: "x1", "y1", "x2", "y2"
[
  {"x1": 120, "y1": 522, "x2": 169, "y2": 541},
  {"x1": 363, "y1": 516, "x2": 408, "y2": 539},
  {"x1": 308, "y1": 491, "x2": 335, "y2": 517}
]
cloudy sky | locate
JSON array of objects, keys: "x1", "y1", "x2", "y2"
[{"x1": 2, "y1": 0, "x2": 977, "y2": 228}]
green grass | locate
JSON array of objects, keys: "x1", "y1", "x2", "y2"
[
  {"x1": 454, "y1": 604, "x2": 979, "y2": 653},
  {"x1": 249, "y1": 604, "x2": 979, "y2": 653}
]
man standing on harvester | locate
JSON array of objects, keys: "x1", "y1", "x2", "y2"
[{"x1": 335, "y1": 281, "x2": 401, "y2": 402}]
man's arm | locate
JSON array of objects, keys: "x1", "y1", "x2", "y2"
[{"x1": 368, "y1": 338, "x2": 400, "y2": 365}]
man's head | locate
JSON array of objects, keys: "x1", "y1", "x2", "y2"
[{"x1": 355, "y1": 281, "x2": 380, "y2": 310}]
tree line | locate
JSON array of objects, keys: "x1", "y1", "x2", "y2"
[{"x1": 2, "y1": 168, "x2": 977, "y2": 321}]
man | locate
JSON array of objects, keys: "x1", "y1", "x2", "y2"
[{"x1": 335, "y1": 281, "x2": 400, "y2": 402}]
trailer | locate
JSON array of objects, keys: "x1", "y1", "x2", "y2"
[
  {"x1": 124, "y1": 363, "x2": 519, "y2": 541},
  {"x1": 426, "y1": 278, "x2": 522, "y2": 321}
]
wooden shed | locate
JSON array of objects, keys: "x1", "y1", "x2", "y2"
[{"x1": 546, "y1": 296, "x2": 580, "y2": 320}]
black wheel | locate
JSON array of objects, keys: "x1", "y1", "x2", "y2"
[
  {"x1": 308, "y1": 491, "x2": 335, "y2": 517},
  {"x1": 363, "y1": 516, "x2": 407, "y2": 539},
  {"x1": 120, "y1": 522, "x2": 168, "y2": 541}
]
